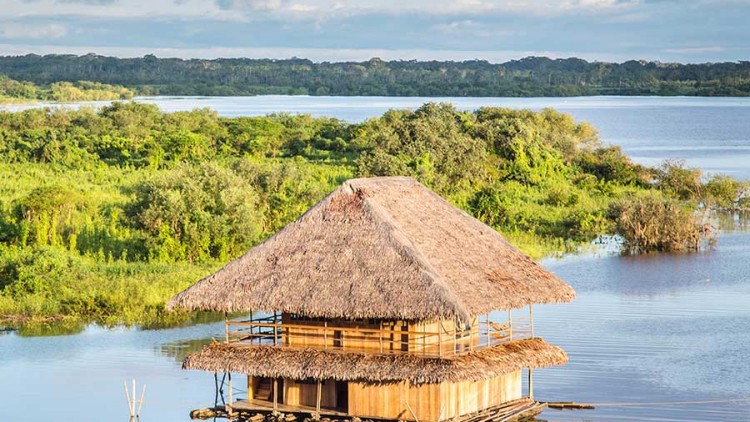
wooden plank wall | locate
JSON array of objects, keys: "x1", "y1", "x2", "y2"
[
  {"x1": 284, "y1": 379, "x2": 337, "y2": 408},
  {"x1": 347, "y1": 371, "x2": 522, "y2": 422},
  {"x1": 439, "y1": 370, "x2": 522, "y2": 418}
]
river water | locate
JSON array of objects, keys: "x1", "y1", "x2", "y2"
[{"x1": 1, "y1": 96, "x2": 750, "y2": 421}]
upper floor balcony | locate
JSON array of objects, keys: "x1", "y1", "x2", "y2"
[{"x1": 224, "y1": 308, "x2": 535, "y2": 358}]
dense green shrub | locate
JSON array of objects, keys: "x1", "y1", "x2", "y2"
[{"x1": 0, "y1": 103, "x2": 741, "y2": 325}]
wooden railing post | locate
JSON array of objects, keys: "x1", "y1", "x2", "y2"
[
  {"x1": 508, "y1": 310, "x2": 513, "y2": 341},
  {"x1": 224, "y1": 312, "x2": 229, "y2": 344},
  {"x1": 273, "y1": 311, "x2": 278, "y2": 346},
  {"x1": 529, "y1": 304, "x2": 534, "y2": 339},
  {"x1": 438, "y1": 321, "x2": 443, "y2": 357},
  {"x1": 379, "y1": 322, "x2": 383, "y2": 353},
  {"x1": 486, "y1": 312, "x2": 491, "y2": 347}
]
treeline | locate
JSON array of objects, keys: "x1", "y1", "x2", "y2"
[
  {"x1": 0, "y1": 75, "x2": 134, "y2": 103},
  {"x1": 0, "y1": 103, "x2": 745, "y2": 326},
  {"x1": 1, "y1": 54, "x2": 750, "y2": 97}
]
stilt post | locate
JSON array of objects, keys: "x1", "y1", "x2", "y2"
[
  {"x1": 315, "y1": 380, "x2": 322, "y2": 420},
  {"x1": 528, "y1": 368, "x2": 534, "y2": 400},
  {"x1": 227, "y1": 372, "x2": 233, "y2": 412},
  {"x1": 273, "y1": 378, "x2": 279, "y2": 412}
]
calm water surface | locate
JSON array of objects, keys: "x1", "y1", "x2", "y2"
[{"x1": 1, "y1": 96, "x2": 750, "y2": 421}]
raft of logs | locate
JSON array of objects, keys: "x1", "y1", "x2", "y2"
[
  {"x1": 189, "y1": 398, "x2": 558, "y2": 422},
  {"x1": 544, "y1": 401, "x2": 596, "y2": 410}
]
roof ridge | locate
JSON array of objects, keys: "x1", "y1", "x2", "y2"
[{"x1": 356, "y1": 186, "x2": 473, "y2": 322}]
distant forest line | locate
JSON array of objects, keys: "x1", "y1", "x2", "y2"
[{"x1": 1, "y1": 54, "x2": 749, "y2": 97}]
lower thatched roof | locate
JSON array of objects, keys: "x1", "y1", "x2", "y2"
[{"x1": 182, "y1": 338, "x2": 566, "y2": 385}]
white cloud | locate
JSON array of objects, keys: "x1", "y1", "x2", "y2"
[
  {"x1": 0, "y1": 23, "x2": 68, "y2": 39},
  {"x1": 432, "y1": 20, "x2": 512, "y2": 38},
  {"x1": 0, "y1": 0, "x2": 643, "y2": 21},
  {"x1": 662, "y1": 46, "x2": 726, "y2": 54}
]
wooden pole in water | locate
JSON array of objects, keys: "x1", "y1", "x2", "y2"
[
  {"x1": 132, "y1": 379, "x2": 136, "y2": 417},
  {"x1": 528, "y1": 368, "x2": 534, "y2": 400},
  {"x1": 228, "y1": 372, "x2": 233, "y2": 410},
  {"x1": 124, "y1": 381, "x2": 133, "y2": 418},
  {"x1": 137, "y1": 384, "x2": 146, "y2": 417}
]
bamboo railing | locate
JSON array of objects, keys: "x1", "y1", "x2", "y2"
[{"x1": 225, "y1": 312, "x2": 533, "y2": 358}]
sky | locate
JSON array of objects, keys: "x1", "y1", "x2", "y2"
[{"x1": 0, "y1": 0, "x2": 748, "y2": 63}]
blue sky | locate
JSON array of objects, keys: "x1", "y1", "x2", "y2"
[{"x1": 0, "y1": 0, "x2": 748, "y2": 63}]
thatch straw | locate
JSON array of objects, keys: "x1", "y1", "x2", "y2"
[
  {"x1": 182, "y1": 338, "x2": 567, "y2": 385},
  {"x1": 168, "y1": 177, "x2": 575, "y2": 320}
]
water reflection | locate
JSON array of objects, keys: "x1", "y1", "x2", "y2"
[{"x1": 158, "y1": 337, "x2": 216, "y2": 363}]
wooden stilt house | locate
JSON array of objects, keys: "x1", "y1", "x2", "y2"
[{"x1": 168, "y1": 176, "x2": 575, "y2": 421}]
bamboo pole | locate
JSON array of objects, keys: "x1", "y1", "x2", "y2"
[
  {"x1": 453, "y1": 319, "x2": 458, "y2": 355},
  {"x1": 273, "y1": 378, "x2": 278, "y2": 411},
  {"x1": 132, "y1": 379, "x2": 136, "y2": 417},
  {"x1": 529, "y1": 304, "x2": 534, "y2": 338},
  {"x1": 124, "y1": 381, "x2": 133, "y2": 417},
  {"x1": 315, "y1": 380, "x2": 322, "y2": 419},
  {"x1": 528, "y1": 368, "x2": 534, "y2": 400},
  {"x1": 273, "y1": 311, "x2": 278, "y2": 346},
  {"x1": 324, "y1": 321, "x2": 328, "y2": 350},
  {"x1": 137, "y1": 384, "x2": 146, "y2": 416},
  {"x1": 379, "y1": 321, "x2": 383, "y2": 353},
  {"x1": 486, "y1": 312, "x2": 491, "y2": 347},
  {"x1": 438, "y1": 320, "x2": 443, "y2": 357},
  {"x1": 508, "y1": 310, "x2": 513, "y2": 341},
  {"x1": 224, "y1": 312, "x2": 229, "y2": 344},
  {"x1": 227, "y1": 372, "x2": 233, "y2": 410}
]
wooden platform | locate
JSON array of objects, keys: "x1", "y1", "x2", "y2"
[
  {"x1": 192, "y1": 398, "x2": 545, "y2": 422},
  {"x1": 229, "y1": 398, "x2": 350, "y2": 417}
]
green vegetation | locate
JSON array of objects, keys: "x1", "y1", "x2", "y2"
[
  {"x1": 0, "y1": 75, "x2": 133, "y2": 103},
  {"x1": 0, "y1": 102, "x2": 744, "y2": 327},
  {"x1": 1, "y1": 54, "x2": 750, "y2": 96}
]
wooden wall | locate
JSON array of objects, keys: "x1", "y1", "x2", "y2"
[
  {"x1": 280, "y1": 314, "x2": 483, "y2": 355},
  {"x1": 284, "y1": 379, "x2": 337, "y2": 408},
  {"x1": 347, "y1": 371, "x2": 522, "y2": 422}
]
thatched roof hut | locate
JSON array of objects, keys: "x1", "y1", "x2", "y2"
[{"x1": 168, "y1": 176, "x2": 575, "y2": 321}]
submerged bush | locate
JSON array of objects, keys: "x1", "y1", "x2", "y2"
[{"x1": 609, "y1": 192, "x2": 710, "y2": 253}]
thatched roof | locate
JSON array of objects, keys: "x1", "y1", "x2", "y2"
[
  {"x1": 168, "y1": 176, "x2": 574, "y2": 321},
  {"x1": 182, "y1": 338, "x2": 567, "y2": 385}
]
